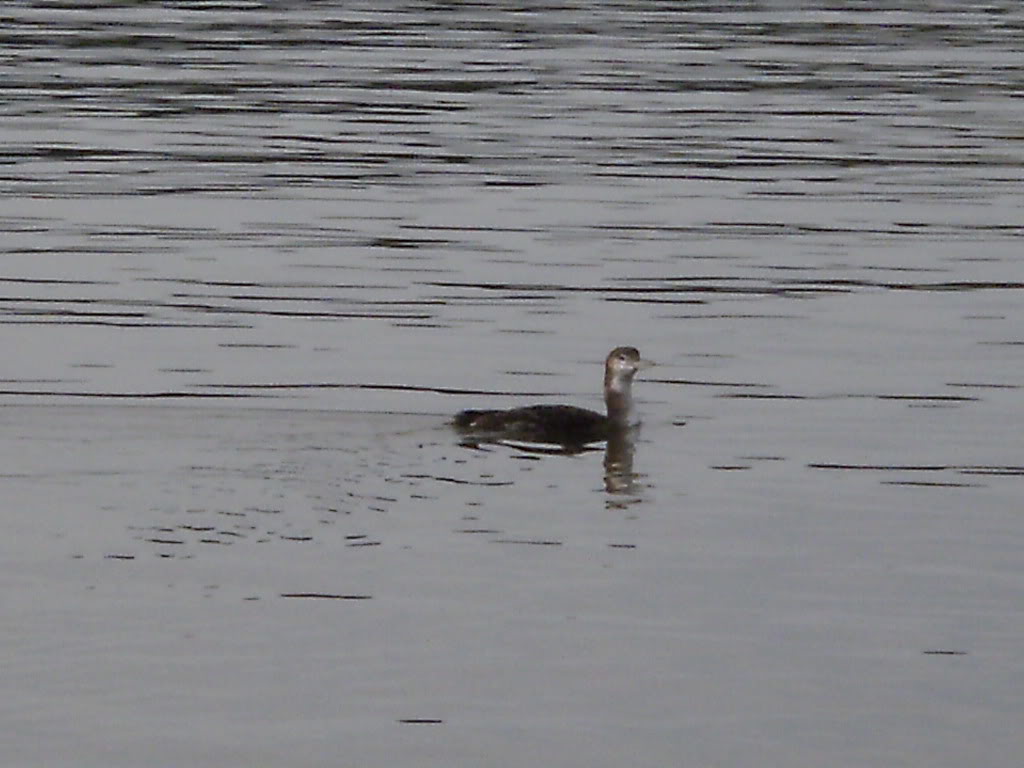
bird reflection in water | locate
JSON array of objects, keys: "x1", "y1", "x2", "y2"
[
  {"x1": 603, "y1": 426, "x2": 639, "y2": 496},
  {"x1": 454, "y1": 424, "x2": 643, "y2": 498}
]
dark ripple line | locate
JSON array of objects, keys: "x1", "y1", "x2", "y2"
[
  {"x1": 946, "y1": 382, "x2": 1020, "y2": 390},
  {"x1": 401, "y1": 473, "x2": 514, "y2": 487},
  {"x1": 808, "y1": 464, "x2": 1024, "y2": 475},
  {"x1": 203, "y1": 381, "x2": 555, "y2": 398},
  {"x1": 0, "y1": 389, "x2": 275, "y2": 399},
  {"x1": 0, "y1": 319, "x2": 248, "y2": 329},
  {"x1": 280, "y1": 593, "x2": 372, "y2": 600},
  {"x1": 173, "y1": 293, "x2": 444, "y2": 307},
  {"x1": 397, "y1": 719, "x2": 443, "y2": 725},
  {"x1": 809, "y1": 463, "x2": 950, "y2": 471},
  {"x1": 719, "y1": 393, "x2": 808, "y2": 400},
  {"x1": 652, "y1": 377, "x2": 770, "y2": 388},
  {"x1": 723, "y1": 393, "x2": 978, "y2": 402},
  {"x1": 491, "y1": 539, "x2": 563, "y2": 546},
  {"x1": 876, "y1": 394, "x2": 978, "y2": 402},
  {"x1": 144, "y1": 278, "x2": 401, "y2": 290},
  {"x1": 882, "y1": 481, "x2": 982, "y2": 488},
  {"x1": 164, "y1": 302, "x2": 434, "y2": 320},
  {"x1": 0, "y1": 277, "x2": 116, "y2": 285},
  {"x1": 959, "y1": 468, "x2": 1024, "y2": 476},
  {"x1": 426, "y1": 281, "x2": 829, "y2": 296},
  {"x1": 5, "y1": 309, "x2": 150, "y2": 319}
]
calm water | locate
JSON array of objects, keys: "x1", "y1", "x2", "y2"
[{"x1": 2, "y1": 2, "x2": 1023, "y2": 766}]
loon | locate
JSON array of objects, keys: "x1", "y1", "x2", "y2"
[{"x1": 454, "y1": 346, "x2": 653, "y2": 447}]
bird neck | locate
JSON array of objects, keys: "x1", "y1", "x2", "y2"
[{"x1": 604, "y1": 371, "x2": 635, "y2": 425}]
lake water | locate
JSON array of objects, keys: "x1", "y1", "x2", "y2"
[{"x1": 2, "y1": 2, "x2": 1023, "y2": 766}]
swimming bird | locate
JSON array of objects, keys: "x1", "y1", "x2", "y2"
[{"x1": 453, "y1": 346, "x2": 652, "y2": 447}]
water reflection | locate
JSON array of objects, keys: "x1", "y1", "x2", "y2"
[
  {"x1": 455, "y1": 423, "x2": 642, "y2": 500},
  {"x1": 1, "y1": 1, "x2": 1021, "y2": 410},
  {"x1": 603, "y1": 427, "x2": 639, "y2": 497}
]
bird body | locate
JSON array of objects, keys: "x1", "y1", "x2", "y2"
[{"x1": 454, "y1": 346, "x2": 652, "y2": 447}]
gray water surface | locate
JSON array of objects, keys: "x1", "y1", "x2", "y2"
[{"x1": 2, "y1": 2, "x2": 1023, "y2": 766}]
